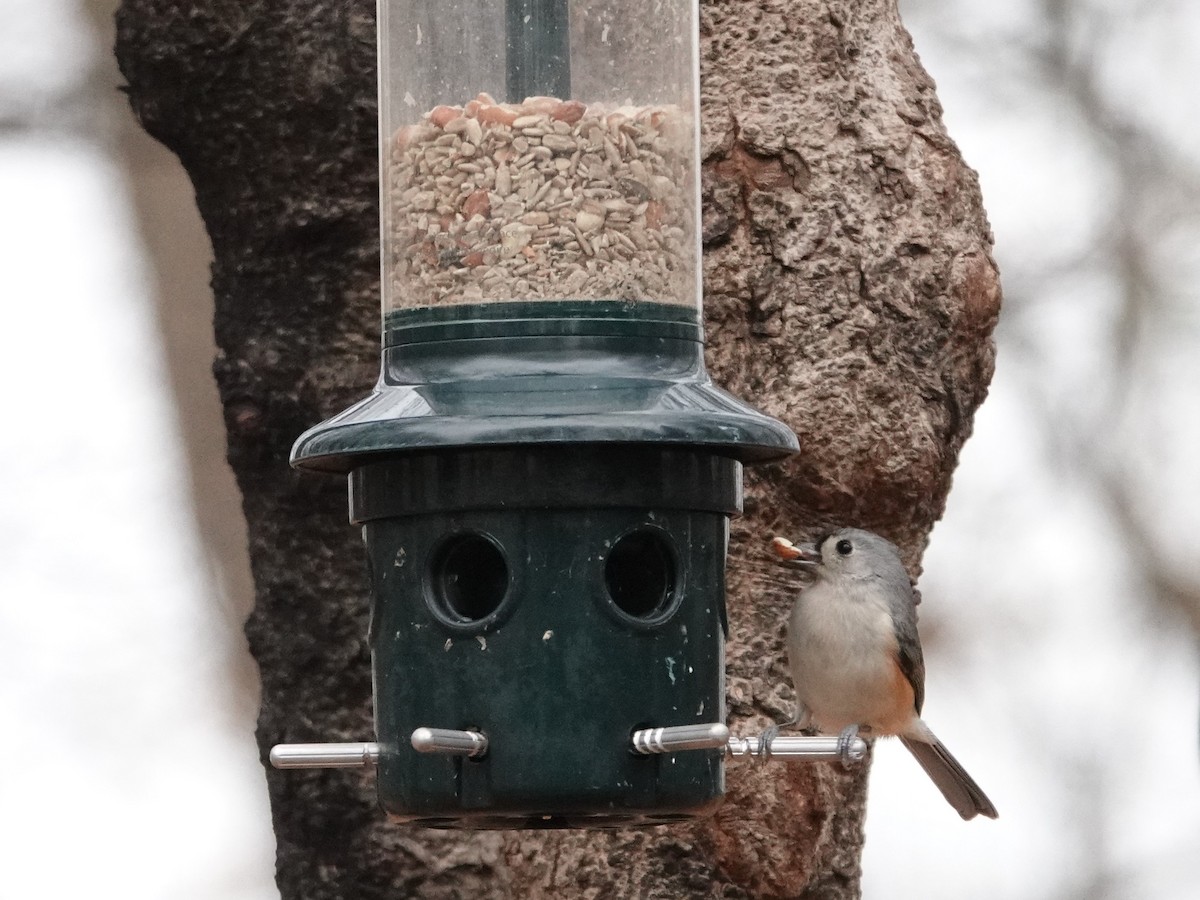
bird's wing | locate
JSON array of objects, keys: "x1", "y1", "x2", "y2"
[{"x1": 889, "y1": 584, "x2": 926, "y2": 716}]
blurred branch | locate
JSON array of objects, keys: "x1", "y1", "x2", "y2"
[
  {"x1": 977, "y1": 0, "x2": 1200, "y2": 632},
  {"x1": 1101, "y1": 474, "x2": 1200, "y2": 634}
]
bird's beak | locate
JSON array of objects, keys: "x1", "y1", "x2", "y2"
[{"x1": 770, "y1": 536, "x2": 821, "y2": 568}]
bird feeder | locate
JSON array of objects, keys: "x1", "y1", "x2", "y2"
[{"x1": 270, "y1": 0, "x2": 798, "y2": 828}]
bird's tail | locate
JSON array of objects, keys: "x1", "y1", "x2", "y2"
[{"x1": 900, "y1": 734, "x2": 998, "y2": 820}]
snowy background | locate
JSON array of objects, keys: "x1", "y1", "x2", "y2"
[{"x1": 1, "y1": 1, "x2": 1197, "y2": 898}]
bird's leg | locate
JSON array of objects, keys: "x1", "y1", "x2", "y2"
[{"x1": 759, "y1": 704, "x2": 812, "y2": 760}]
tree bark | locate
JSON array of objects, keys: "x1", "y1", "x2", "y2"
[{"x1": 115, "y1": 1, "x2": 999, "y2": 897}]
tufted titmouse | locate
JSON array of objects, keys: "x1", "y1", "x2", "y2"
[{"x1": 765, "y1": 527, "x2": 998, "y2": 820}]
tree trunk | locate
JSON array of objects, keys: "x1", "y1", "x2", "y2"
[{"x1": 114, "y1": 1, "x2": 999, "y2": 897}]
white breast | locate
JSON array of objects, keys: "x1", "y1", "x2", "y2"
[{"x1": 787, "y1": 577, "x2": 909, "y2": 734}]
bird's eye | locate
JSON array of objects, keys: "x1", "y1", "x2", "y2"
[{"x1": 835, "y1": 539, "x2": 853, "y2": 556}]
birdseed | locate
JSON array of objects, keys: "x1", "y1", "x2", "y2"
[{"x1": 385, "y1": 94, "x2": 697, "y2": 309}]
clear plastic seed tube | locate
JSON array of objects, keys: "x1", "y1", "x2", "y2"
[{"x1": 378, "y1": 0, "x2": 701, "y2": 313}]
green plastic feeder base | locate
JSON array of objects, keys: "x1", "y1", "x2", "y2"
[{"x1": 357, "y1": 446, "x2": 733, "y2": 827}]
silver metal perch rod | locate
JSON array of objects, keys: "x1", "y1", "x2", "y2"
[
  {"x1": 726, "y1": 734, "x2": 868, "y2": 763},
  {"x1": 269, "y1": 742, "x2": 380, "y2": 769},
  {"x1": 631, "y1": 723, "x2": 730, "y2": 754},
  {"x1": 269, "y1": 729, "x2": 867, "y2": 768},
  {"x1": 410, "y1": 727, "x2": 489, "y2": 758}
]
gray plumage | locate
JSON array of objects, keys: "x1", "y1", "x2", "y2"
[
  {"x1": 900, "y1": 736, "x2": 998, "y2": 821},
  {"x1": 773, "y1": 527, "x2": 998, "y2": 821}
]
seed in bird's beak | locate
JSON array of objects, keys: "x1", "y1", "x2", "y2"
[
  {"x1": 771, "y1": 537, "x2": 801, "y2": 559},
  {"x1": 770, "y1": 536, "x2": 822, "y2": 567}
]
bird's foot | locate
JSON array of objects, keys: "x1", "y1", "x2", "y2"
[
  {"x1": 836, "y1": 724, "x2": 864, "y2": 768},
  {"x1": 759, "y1": 724, "x2": 782, "y2": 761}
]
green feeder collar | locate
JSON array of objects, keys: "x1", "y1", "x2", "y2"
[{"x1": 290, "y1": 299, "x2": 799, "y2": 472}]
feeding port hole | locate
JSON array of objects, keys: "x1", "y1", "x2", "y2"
[
  {"x1": 430, "y1": 533, "x2": 510, "y2": 624},
  {"x1": 604, "y1": 528, "x2": 677, "y2": 621}
]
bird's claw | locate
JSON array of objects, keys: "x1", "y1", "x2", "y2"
[
  {"x1": 836, "y1": 724, "x2": 861, "y2": 768},
  {"x1": 759, "y1": 724, "x2": 781, "y2": 761}
]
